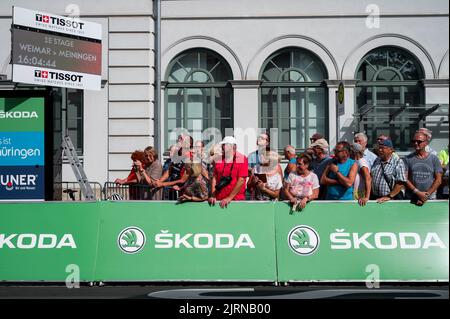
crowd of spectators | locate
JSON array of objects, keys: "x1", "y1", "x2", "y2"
[{"x1": 113, "y1": 130, "x2": 448, "y2": 210}]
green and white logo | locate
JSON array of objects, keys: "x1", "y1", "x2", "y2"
[
  {"x1": 118, "y1": 227, "x2": 146, "y2": 254},
  {"x1": 288, "y1": 225, "x2": 320, "y2": 256}
]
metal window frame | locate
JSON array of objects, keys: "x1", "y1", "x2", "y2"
[
  {"x1": 56, "y1": 87, "x2": 83, "y2": 158},
  {"x1": 260, "y1": 84, "x2": 328, "y2": 152},
  {"x1": 164, "y1": 49, "x2": 234, "y2": 151},
  {"x1": 259, "y1": 47, "x2": 329, "y2": 152},
  {"x1": 165, "y1": 86, "x2": 233, "y2": 150}
]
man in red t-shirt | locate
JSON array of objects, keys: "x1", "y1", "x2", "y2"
[{"x1": 208, "y1": 136, "x2": 248, "y2": 208}]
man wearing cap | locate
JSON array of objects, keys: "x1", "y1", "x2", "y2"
[
  {"x1": 208, "y1": 136, "x2": 248, "y2": 208},
  {"x1": 404, "y1": 132, "x2": 442, "y2": 205},
  {"x1": 354, "y1": 132, "x2": 377, "y2": 169},
  {"x1": 310, "y1": 138, "x2": 332, "y2": 199},
  {"x1": 371, "y1": 139, "x2": 407, "y2": 203}
]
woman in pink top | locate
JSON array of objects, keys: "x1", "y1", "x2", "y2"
[{"x1": 283, "y1": 154, "x2": 320, "y2": 211}]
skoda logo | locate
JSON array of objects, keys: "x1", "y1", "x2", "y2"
[
  {"x1": 118, "y1": 227, "x2": 146, "y2": 254},
  {"x1": 288, "y1": 225, "x2": 320, "y2": 256}
]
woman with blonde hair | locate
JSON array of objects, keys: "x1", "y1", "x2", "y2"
[
  {"x1": 135, "y1": 146, "x2": 163, "y2": 200},
  {"x1": 248, "y1": 151, "x2": 283, "y2": 200}
]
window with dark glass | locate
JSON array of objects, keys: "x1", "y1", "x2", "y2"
[
  {"x1": 165, "y1": 49, "x2": 233, "y2": 147},
  {"x1": 356, "y1": 46, "x2": 425, "y2": 151},
  {"x1": 52, "y1": 88, "x2": 83, "y2": 156},
  {"x1": 260, "y1": 47, "x2": 328, "y2": 152}
]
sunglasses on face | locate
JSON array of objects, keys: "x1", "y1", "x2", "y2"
[{"x1": 412, "y1": 140, "x2": 426, "y2": 145}]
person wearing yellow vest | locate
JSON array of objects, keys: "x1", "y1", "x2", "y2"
[{"x1": 438, "y1": 145, "x2": 449, "y2": 168}]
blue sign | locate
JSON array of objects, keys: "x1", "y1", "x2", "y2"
[
  {"x1": 0, "y1": 166, "x2": 45, "y2": 200},
  {"x1": 1, "y1": 95, "x2": 46, "y2": 201},
  {"x1": 0, "y1": 132, "x2": 44, "y2": 166}
]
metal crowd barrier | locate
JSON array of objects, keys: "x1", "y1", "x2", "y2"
[
  {"x1": 103, "y1": 182, "x2": 175, "y2": 200},
  {"x1": 56, "y1": 181, "x2": 103, "y2": 201}
]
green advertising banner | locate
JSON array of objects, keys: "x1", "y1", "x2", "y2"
[
  {"x1": 0, "y1": 97, "x2": 45, "y2": 132},
  {"x1": 0, "y1": 201, "x2": 448, "y2": 283},
  {"x1": 94, "y1": 201, "x2": 277, "y2": 282},
  {"x1": 275, "y1": 201, "x2": 449, "y2": 282},
  {"x1": 0, "y1": 202, "x2": 99, "y2": 281}
]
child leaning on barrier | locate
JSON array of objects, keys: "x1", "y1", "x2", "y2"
[
  {"x1": 173, "y1": 162, "x2": 209, "y2": 202},
  {"x1": 283, "y1": 154, "x2": 320, "y2": 211}
]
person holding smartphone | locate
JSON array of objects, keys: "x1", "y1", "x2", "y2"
[{"x1": 249, "y1": 151, "x2": 282, "y2": 200}]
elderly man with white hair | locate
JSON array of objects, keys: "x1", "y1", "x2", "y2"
[
  {"x1": 354, "y1": 132, "x2": 377, "y2": 169},
  {"x1": 416, "y1": 128, "x2": 438, "y2": 156}
]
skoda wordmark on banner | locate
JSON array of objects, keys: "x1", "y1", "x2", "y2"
[{"x1": 11, "y1": 7, "x2": 102, "y2": 90}]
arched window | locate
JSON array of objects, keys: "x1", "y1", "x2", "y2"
[
  {"x1": 260, "y1": 48, "x2": 328, "y2": 152},
  {"x1": 356, "y1": 46, "x2": 425, "y2": 150},
  {"x1": 165, "y1": 49, "x2": 233, "y2": 147}
]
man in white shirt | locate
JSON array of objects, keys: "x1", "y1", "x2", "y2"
[{"x1": 354, "y1": 132, "x2": 377, "y2": 169}]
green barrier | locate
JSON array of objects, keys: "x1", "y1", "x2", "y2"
[
  {"x1": 95, "y1": 201, "x2": 277, "y2": 282},
  {"x1": 0, "y1": 202, "x2": 99, "y2": 282},
  {"x1": 275, "y1": 201, "x2": 449, "y2": 282},
  {"x1": 0, "y1": 201, "x2": 448, "y2": 283}
]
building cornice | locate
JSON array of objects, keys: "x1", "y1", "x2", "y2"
[
  {"x1": 229, "y1": 80, "x2": 262, "y2": 89},
  {"x1": 422, "y1": 79, "x2": 449, "y2": 88},
  {"x1": 325, "y1": 80, "x2": 358, "y2": 88}
]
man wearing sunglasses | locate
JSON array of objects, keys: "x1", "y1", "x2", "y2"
[{"x1": 404, "y1": 132, "x2": 443, "y2": 206}]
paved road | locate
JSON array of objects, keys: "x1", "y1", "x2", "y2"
[{"x1": 0, "y1": 284, "x2": 447, "y2": 299}]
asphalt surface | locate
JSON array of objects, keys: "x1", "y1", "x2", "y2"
[{"x1": 0, "y1": 284, "x2": 448, "y2": 299}]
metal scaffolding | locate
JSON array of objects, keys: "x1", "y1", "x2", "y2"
[{"x1": 354, "y1": 103, "x2": 449, "y2": 151}]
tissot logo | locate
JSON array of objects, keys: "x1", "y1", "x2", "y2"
[
  {"x1": 35, "y1": 14, "x2": 50, "y2": 23},
  {"x1": 34, "y1": 70, "x2": 48, "y2": 79},
  {"x1": 35, "y1": 14, "x2": 85, "y2": 30},
  {"x1": 34, "y1": 70, "x2": 83, "y2": 83}
]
